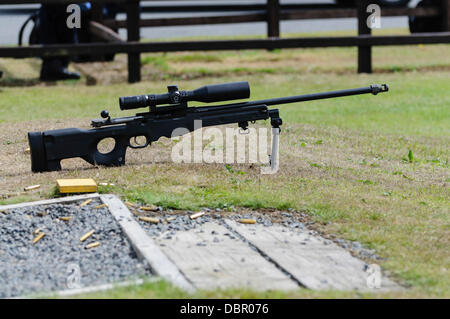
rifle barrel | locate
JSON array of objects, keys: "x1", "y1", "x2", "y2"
[{"x1": 238, "y1": 84, "x2": 388, "y2": 108}]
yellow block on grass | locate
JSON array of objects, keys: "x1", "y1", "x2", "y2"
[{"x1": 56, "y1": 179, "x2": 97, "y2": 194}]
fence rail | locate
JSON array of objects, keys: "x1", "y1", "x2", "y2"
[{"x1": 2, "y1": 33, "x2": 449, "y2": 58}]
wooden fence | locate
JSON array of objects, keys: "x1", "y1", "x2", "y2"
[{"x1": 0, "y1": 0, "x2": 449, "y2": 83}]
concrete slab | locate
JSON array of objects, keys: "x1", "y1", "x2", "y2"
[
  {"x1": 153, "y1": 221, "x2": 300, "y2": 291},
  {"x1": 225, "y1": 220, "x2": 401, "y2": 291}
]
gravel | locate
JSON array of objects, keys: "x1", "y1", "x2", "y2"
[
  {"x1": 0, "y1": 199, "x2": 149, "y2": 298},
  {"x1": 136, "y1": 209, "x2": 313, "y2": 238}
]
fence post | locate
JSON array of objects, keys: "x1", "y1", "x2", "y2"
[
  {"x1": 126, "y1": 0, "x2": 141, "y2": 83},
  {"x1": 267, "y1": 0, "x2": 280, "y2": 38},
  {"x1": 357, "y1": 0, "x2": 372, "y2": 73},
  {"x1": 442, "y1": 0, "x2": 450, "y2": 31}
]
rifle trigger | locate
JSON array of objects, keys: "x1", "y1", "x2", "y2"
[{"x1": 129, "y1": 136, "x2": 150, "y2": 149}]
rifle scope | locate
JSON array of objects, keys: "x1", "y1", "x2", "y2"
[{"x1": 119, "y1": 81, "x2": 250, "y2": 110}]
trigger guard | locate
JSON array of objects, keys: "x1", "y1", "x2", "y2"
[{"x1": 129, "y1": 136, "x2": 150, "y2": 149}]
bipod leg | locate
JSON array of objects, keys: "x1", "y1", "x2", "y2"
[{"x1": 269, "y1": 127, "x2": 280, "y2": 172}]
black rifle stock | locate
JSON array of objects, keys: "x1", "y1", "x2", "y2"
[{"x1": 28, "y1": 82, "x2": 388, "y2": 173}]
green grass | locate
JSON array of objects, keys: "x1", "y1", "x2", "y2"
[
  {"x1": 66, "y1": 278, "x2": 363, "y2": 299},
  {"x1": 0, "y1": 38, "x2": 449, "y2": 298},
  {"x1": 272, "y1": 73, "x2": 450, "y2": 137},
  {"x1": 0, "y1": 72, "x2": 448, "y2": 137},
  {"x1": 60, "y1": 279, "x2": 189, "y2": 299}
]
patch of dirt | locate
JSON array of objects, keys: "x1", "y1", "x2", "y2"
[
  {"x1": 73, "y1": 55, "x2": 129, "y2": 85},
  {"x1": 1, "y1": 119, "x2": 447, "y2": 201}
]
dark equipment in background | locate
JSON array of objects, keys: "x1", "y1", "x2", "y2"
[
  {"x1": 27, "y1": 81, "x2": 389, "y2": 173},
  {"x1": 18, "y1": 3, "x2": 119, "y2": 63},
  {"x1": 37, "y1": 4, "x2": 80, "y2": 81},
  {"x1": 409, "y1": 0, "x2": 446, "y2": 32}
]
